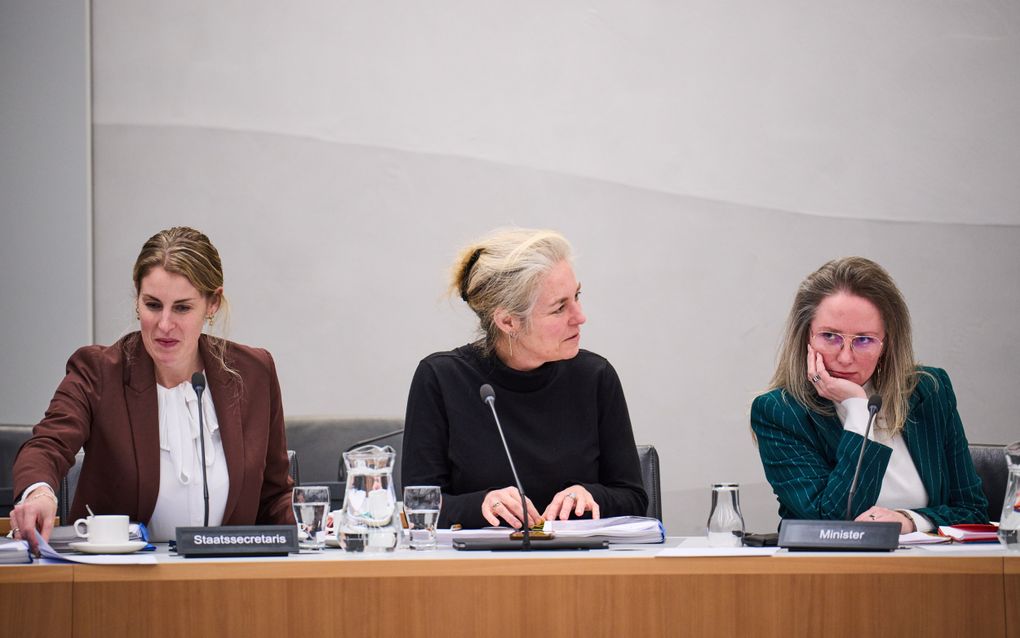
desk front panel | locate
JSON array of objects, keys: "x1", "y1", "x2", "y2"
[
  {"x1": 0, "y1": 564, "x2": 73, "y2": 638},
  {"x1": 70, "y1": 555, "x2": 1005, "y2": 638}
]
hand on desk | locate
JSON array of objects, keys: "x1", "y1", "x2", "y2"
[
  {"x1": 10, "y1": 487, "x2": 57, "y2": 555},
  {"x1": 542, "y1": 485, "x2": 600, "y2": 521},
  {"x1": 482, "y1": 486, "x2": 541, "y2": 528},
  {"x1": 855, "y1": 505, "x2": 914, "y2": 533}
]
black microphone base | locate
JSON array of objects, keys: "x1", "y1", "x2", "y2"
[
  {"x1": 778, "y1": 519, "x2": 900, "y2": 551},
  {"x1": 453, "y1": 538, "x2": 609, "y2": 551}
]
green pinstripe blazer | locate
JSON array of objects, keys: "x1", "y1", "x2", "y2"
[{"x1": 750, "y1": 366, "x2": 988, "y2": 527}]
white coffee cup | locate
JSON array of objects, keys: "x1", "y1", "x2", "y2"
[{"x1": 73, "y1": 514, "x2": 130, "y2": 545}]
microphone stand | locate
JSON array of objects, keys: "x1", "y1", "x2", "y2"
[
  {"x1": 480, "y1": 385, "x2": 531, "y2": 550},
  {"x1": 191, "y1": 372, "x2": 210, "y2": 527},
  {"x1": 846, "y1": 396, "x2": 882, "y2": 520}
]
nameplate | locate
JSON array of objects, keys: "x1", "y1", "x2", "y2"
[
  {"x1": 778, "y1": 519, "x2": 900, "y2": 551},
  {"x1": 175, "y1": 525, "x2": 298, "y2": 558}
]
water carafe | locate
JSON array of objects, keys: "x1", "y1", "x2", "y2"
[
  {"x1": 707, "y1": 483, "x2": 745, "y2": 547},
  {"x1": 1000, "y1": 440, "x2": 1020, "y2": 552},
  {"x1": 339, "y1": 445, "x2": 399, "y2": 552}
]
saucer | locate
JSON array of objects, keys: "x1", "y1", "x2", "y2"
[{"x1": 69, "y1": 540, "x2": 147, "y2": 554}]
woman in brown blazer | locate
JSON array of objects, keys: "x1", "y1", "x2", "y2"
[{"x1": 10, "y1": 227, "x2": 294, "y2": 550}]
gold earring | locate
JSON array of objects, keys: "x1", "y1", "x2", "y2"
[
  {"x1": 508, "y1": 331, "x2": 517, "y2": 359},
  {"x1": 135, "y1": 307, "x2": 140, "y2": 321},
  {"x1": 206, "y1": 314, "x2": 215, "y2": 326}
]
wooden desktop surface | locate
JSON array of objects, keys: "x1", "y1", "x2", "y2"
[{"x1": 3, "y1": 549, "x2": 1017, "y2": 638}]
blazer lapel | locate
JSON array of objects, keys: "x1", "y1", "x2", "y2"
[
  {"x1": 201, "y1": 337, "x2": 244, "y2": 522},
  {"x1": 123, "y1": 335, "x2": 160, "y2": 522}
]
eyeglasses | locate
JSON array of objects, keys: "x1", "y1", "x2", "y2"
[{"x1": 811, "y1": 331, "x2": 884, "y2": 355}]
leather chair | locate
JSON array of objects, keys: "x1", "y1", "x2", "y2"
[
  {"x1": 0, "y1": 424, "x2": 33, "y2": 517},
  {"x1": 636, "y1": 444, "x2": 662, "y2": 520},
  {"x1": 969, "y1": 443, "x2": 1008, "y2": 522},
  {"x1": 285, "y1": 417, "x2": 404, "y2": 511}
]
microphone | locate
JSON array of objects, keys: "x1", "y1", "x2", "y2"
[
  {"x1": 845, "y1": 393, "x2": 883, "y2": 520},
  {"x1": 779, "y1": 393, "x2": 897, "y2": 552},
  {"x1": 479, "y1": 383, "x2": 531, "y2": 549},
  {"x1": 191, "y1": 371, "x2": 211, "y2": 527}
]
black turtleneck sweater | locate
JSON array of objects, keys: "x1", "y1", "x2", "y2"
[{"x1": 402, "y1": 344, "x2": 648, "y2": 528}]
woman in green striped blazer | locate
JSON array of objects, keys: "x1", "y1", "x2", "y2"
[{"x1": 751, "y1": 257, "x2": 988, "y2": 532}]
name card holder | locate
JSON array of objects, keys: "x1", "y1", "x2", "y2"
[
  {"x1": 175, "y1": 525, "x2": 298, "y2": 558},
  {"x1": 778, "y1": 519, "x2": 900, "y2": 551}
]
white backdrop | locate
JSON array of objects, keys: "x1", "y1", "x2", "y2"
[{"x1": 6, "y1": 1, "x2": 1020, "y2": 534}]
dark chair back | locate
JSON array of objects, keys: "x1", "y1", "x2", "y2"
[
  {"x1": 636, "y1": 444, "x2": 662, "y2": 520},
  {"x1": 0, "y1": 424, "x2": 33, "y2": 517},
  {"x1": 58, "y1": 450, "x2": 85, "y2": 524},
  {"x1": 969, "y1": 443, "x2": 1007, "y2": 522},
  {"x1": 285, "y1": 417, "x2": 404, "y2": 512}
]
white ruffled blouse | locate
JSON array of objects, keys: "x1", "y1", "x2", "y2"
[{"x1": 147, "y1": 377, "x2": 230, "y2": 541}]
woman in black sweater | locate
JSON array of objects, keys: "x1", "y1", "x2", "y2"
[{"x1": 402, "y1": 228, "x2": 647, "y2": 529}]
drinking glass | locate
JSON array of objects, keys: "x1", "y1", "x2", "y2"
[
  {"x1": 1000, "y1": 440, "x2": 1020, "y2": 552},
  {"x1": 293, "y1": 486, "x2": 330, "y2": 551},
  {"x1": 707, "y1": 483, "x2": 744, "y2": 547},
  {"x1": 403, "y1": 486, "x2": 442, "y2": 550}
]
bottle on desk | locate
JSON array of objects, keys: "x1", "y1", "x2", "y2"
[{"x1": 707, "y1": 483, "x2": 745, "y2": 547}]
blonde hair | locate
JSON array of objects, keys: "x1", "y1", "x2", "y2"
[
  {"x1": 770, "y1": 256, "x2": 925, "y2": 435},
  {"x1": 132, "y1": 226, "x2": 237, "y2": 379},
  {"x1": 451, "y1": 228, "x2": 573, "y2": 354}
]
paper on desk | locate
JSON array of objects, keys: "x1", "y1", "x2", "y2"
[
  {"x1": 656, "y1": 537, "x2": 779, "y2": 557},
  {"x1": 35, "y1": 532, "x2": 157, "y2": 565},
  {"x1": 437, "y1": 516, "x2": 665, "y2": 545},
  {"x1": 898, "y1": 531, "x2": 950, "y2": 545},
  {"x1": 915, "y1": 542, "x2": 1005, "y2": 553}
]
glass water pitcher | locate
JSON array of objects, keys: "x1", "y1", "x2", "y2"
[
  {"x1": 338, "y1": 444, "x2": 399, "y2": 552},
  {"x1": 1000, "y1": 441, "x2": 1020, "y2": 552}
]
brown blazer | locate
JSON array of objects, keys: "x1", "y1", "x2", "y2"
[{"x1": 14, "y1": 333, "x2": 295, "y2": 526}]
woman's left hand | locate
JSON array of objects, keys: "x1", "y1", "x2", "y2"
[
  {"x1": 855, "y1": 506, "x2": 914, "y2": 533},
  {"x1": 542, "y1": 485, "x2": 600, "y2": 521}
]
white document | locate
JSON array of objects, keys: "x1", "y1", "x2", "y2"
[
  {"x1": 656, "y1": 537, "x2": 779, "y2": 557},
  {"x1": 437, "y1": 515, "x2": 665, "y2": 545},
  {"x1": 897, "y1": 531, "x2": 950, "y2": 545},
  {"x1": 35, "y1": 531, "x2": 157, "y2": 565}
]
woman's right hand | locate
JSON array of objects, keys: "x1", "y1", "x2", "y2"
[
  {"x1": 9, "y1": 487, "x2": 58, "y2": 555},
  {"x1": 482, "y1": 486, "x2": 541, "y2": 529},
  {"x1": 807, "y1": 344, "x2": 867, "y2": 403}
]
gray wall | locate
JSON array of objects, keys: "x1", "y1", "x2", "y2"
[
  {"x1": 8, "y1": 1, "x2": 1020, "y2": 534},
  {"x1": 0, "y1": 0, "x2": 91, "y2": 424}
]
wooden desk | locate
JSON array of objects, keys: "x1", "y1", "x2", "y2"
[
  {"x1": 4, "y1": 549, "x2": 1016, "y2": 638},
  {"x1": 1007, "y1": 556, "x2": 1020, "y2": 638},
  {"x1": 0, "y1": 564, "x2": 73, "y2": 637}
]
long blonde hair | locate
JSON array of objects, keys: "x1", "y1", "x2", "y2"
[
  {"x1": 770, "y1": 256, "x2": 923, "y2": 435},
  {"x1": 450, "y1": 228, "x2": 573, "y2": 354}
]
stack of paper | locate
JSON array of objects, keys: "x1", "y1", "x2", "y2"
[
  {"x1": 898, "y1": 532, "x2": 950, "y2": 545},
  {"x1": 438, "y1": 516, "x2": 665, "y2": 545},
  {"x1": 0, "y1": 538, "x2": 31, "y2": 564}
]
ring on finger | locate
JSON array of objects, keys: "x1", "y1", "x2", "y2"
[
  {"x1": 492, "y1": 500, "x2": 501, "y2": 509},
  {"x1": 565, "y1": 492, "x2": 577, "y2": 501}
]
